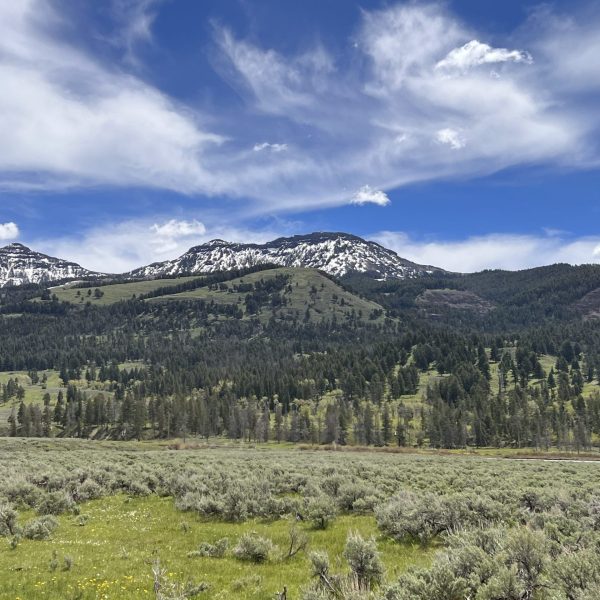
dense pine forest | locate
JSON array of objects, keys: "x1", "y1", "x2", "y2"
[{"x1": 2, "y1": 263, "x2": 600, "y2": 451}]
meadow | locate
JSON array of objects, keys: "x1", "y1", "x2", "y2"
[
  {"x1": 48, "y1": 277, "x2": 204, "y2": 306},
  {"x1": 2, "y1": 440, "x2": 600, "y2": 599}
]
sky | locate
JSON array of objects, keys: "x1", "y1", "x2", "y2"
[{"x1": 1, "y1": 0, "x2": 600, "y2": 273}]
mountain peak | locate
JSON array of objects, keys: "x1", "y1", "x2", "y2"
[
  {"x1": 1, "y1": 242, "x2": 31, "y2": 252},
  {"x1": 130, "y1": 231, "x2": 443, "y2": 280},
  {"x1": 0, "y1": 244, "x2": 101, "y2": 287},
  {"x1": 203, "y1": 239, "x2": 231, "y2": 247}
]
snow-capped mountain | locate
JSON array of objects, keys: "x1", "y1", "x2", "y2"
[
  {"x1": 0, "y1": 243, "x2": 100, "y2": 287},
  {"x1": 130, "y1": 232, "x2": 442, "y2": 280}
]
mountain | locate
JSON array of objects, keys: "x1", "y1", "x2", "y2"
[
  {"x1": 0, "y1": 243, "x2": 100, "y2": 287},
  {"x1": 129, "y1": 232, "x2": 443, "y2": 280}
]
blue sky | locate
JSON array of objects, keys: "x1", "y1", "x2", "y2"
[{"x1": 1, "y1": 0, "x2": 599, "y2": 272}]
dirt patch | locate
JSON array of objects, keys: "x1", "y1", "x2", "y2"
[{"x1": 415, "y1": 288, "x2": 495, "y2": 314}]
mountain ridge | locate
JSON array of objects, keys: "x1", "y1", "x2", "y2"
[
  {"x1": 129, "y1": 232, "x2": 444, "y2": 281},
  {"x1": 0, "y1": 231, "x2": 444, "y2": 287},
  {"x1": 0, "y1": 242, "x2": 101, "y2": 287}
]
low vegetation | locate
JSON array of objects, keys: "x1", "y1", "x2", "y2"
[{"x1": 1, "y1": 440, "x2": 600, "y2": 598}]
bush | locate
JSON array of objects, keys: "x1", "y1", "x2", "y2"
[
  {"x1": 188, "y1": 537, "x2": 229, "y2": 558},
  {"x1": 4, "y1": 481, "x2": 41, "y2": 508},
  {"x1": 37, "y1": 491, "x2": 74, "y2": 516},
  {"x1": 222, "y1": 485, "x2": 250, "y2": 522},
  {"x1": 0, "y1": 502, "x2": 19, "y2": 537},
  {"x1": 233, "y1": 532, "x2": 275, "y2": 563},
  {"x1": 75, "y1": 479, "x2": 103, "y2": 501},
  {"x1": 343, "y1": 532, "x2": 384, "y2": 591},
  {"x1": 376, "y1": 491, "x2": 444, "y2": 543},
  {"x1": 337, "y1": 483, "x2": 370, "y2": 512},
  {"x1": 306, "y1": 495, "x2": 337, "y2": 530},
  {"x1": 23, "y1": 515, "x2": 59, "y2": 540}
]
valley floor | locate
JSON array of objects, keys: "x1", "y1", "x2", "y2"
[{"x1": 2, "y1": 440, "x2": 600, "y2": 599}]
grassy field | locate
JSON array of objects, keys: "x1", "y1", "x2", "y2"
[
  {"x1": 0, "y1": 496, "x2": 431, "y2": 600},
  {"x1": 48, "y1": 277, "x2": 203, "y2": 306},
  {"x1": 3, "y1": 441, "x2": 600, "y2": 599}
]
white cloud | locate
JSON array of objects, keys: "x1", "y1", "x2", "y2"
[
  {"x1": 31, "y1": 219, "x2": 288, "y2": 273},
  {"x1": 214, "y1": 2, "x2": 596, "y2": 212},
  {"x1": 351, "y1": 185, "x2": 390, "y2": 206},
  {"x1": 150, "y1": 219, "x2": 206, "y2": 238},
  {"x1": 372, "y1": 231, "x2": 600, "y2": 272},
  {"x1": 253, "y1": 142, "x2": 289, "y2": 153},
  {"x1": 435, "y1": 40, "x2": 533, "y2": 73},
  {"x1": 360, "y1": 3, "x2": 465, "y2": 91},
  {"x1": 0, "y1": 1, "x2": 600, "y2": 216},
  {"x1": 436, "y1": 128, "x2": 466, "y2": 149},
  {"x1": 110, "y1": 0, "x2": 165, "y2": 65},
  {"x1": 0, "y1": 1, "x2": 223, "y2": 194},
  {"x1": 0, "y1": 222, "x2": 19, "y2": 241},
  {"x1": 217, "y1": 28, "x2": 334, "y2": 116}
]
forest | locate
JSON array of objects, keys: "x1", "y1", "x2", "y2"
[{"x1": 1, "y1": 263, "x2": 600, "y2": 451}]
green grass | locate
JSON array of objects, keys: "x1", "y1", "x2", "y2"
[
  {"x1": 150, "y1": 267, "x2": 385, "y2": 323},
  {"x1": 47, "y1": 277, "x2": 203, "y2": 306},
  {"x1": 45, "y1": 268, "x2": 384, "y2": 324},
  {"x1": 0, "y1": 495, "x2": 432, "y2": 600}
]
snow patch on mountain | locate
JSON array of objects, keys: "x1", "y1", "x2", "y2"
[
  {"x1": 0, "y1": 243, "x2": 101, "y2": 287},
  {"x1": 130, "y1": 232, "x2": 442, "y2": 280}
]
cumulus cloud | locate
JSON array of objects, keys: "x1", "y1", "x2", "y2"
[
  {"x1": 151, "y1": 219, "x2": 206, "y2": 238},
  {"x1": 351, "y1": 186, "x2": 390, "y2": 206},
  {"x1": 435, "y1": 40, "x2": 533, "y2": 73},
  {"x1": 0, "y1": 222, "x2": 19, "y2": 241},
  {"x1": 372, "y1": 231, "x2": 600, "y2": 273}
]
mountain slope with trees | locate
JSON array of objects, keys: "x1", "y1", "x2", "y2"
[{"x1": 1, "y1": 259, "x2": 600, "y2": 450}]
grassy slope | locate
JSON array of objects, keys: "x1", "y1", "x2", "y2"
[
  {"x1": 149, "y1": 267, "x2": 384, "y2": 323},
  {"x1": 45, "y1": 268, "x2": 383, "y2": 324},
  {"x1": 49, "y1": 276, "x2": 203, "y2": 306},
  {"x1": 0, "y1": 370, "x2": 63, "y2": 428}
]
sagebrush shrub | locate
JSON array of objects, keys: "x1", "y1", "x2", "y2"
[
  {"x1": 306, "y1": 495, "x2": 337, "y2": 530},
  {"x1": 0, "y1": 502, "x2": 19, "y2": 537},
  {"x1": 233, "y1": 532, "x2": 275, "y2": 563},
  {"x1": 23, "y1": 515, "x2": 58, "y2": 540},
  {"x1": 37, "y1": 491, "x2": 74, "y2": 516},
  {"x1": 188, "y1": 537, "x2": 229, "y2": 558}
]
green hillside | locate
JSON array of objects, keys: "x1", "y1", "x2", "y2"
[
  {"x1": 49, "y1": 276, "x2": 203, "y2": 305},
  {"x1": 148, "y1": 267, "x2": 384, "y2": 323}
]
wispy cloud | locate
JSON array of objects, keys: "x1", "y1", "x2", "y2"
[
  {"x1": 0, "y1": 1, "x2": 599, "y2": 215},
  {"x1": 110, "y1": 0, "x2": 166, "y2": 65},
  {"x1": 372, "y1": 231, "x2": 600, "y2": 272},
  {"x1": 0, "y1": 1, "x2": 227, "y2": 195},
  {"x1": 253, "y1": 142, "x2": 288, "y2": 153},
  {"x1": 436, "y1": 128, "x2": 466, "y2": 150}
]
